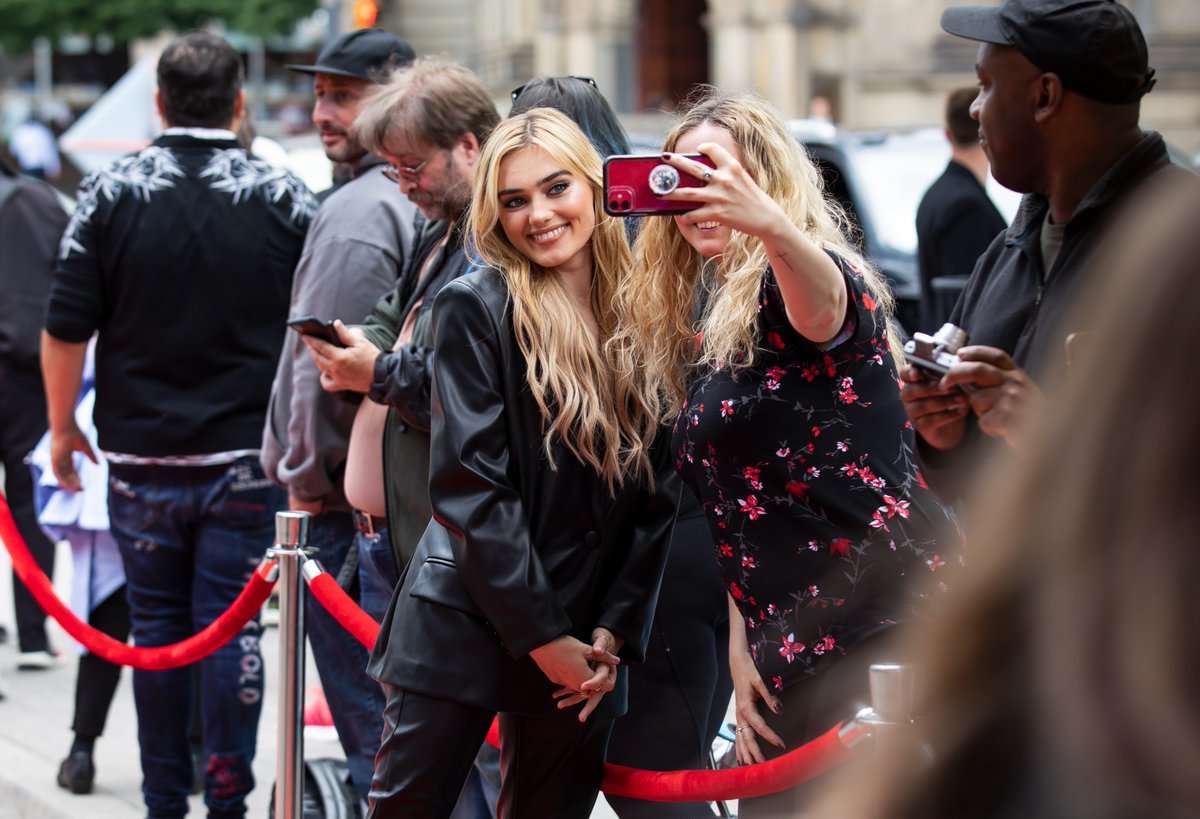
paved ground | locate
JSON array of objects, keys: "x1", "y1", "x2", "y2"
[
  {"x1": 0, "y1": 539, "x2": 347, "y2": 819},
  {"x1": 0, "y1": 537, "x2": 623, "y2": 818}
]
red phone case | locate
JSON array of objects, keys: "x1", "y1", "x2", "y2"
[{"x1": 603, "y1": 154, "x2": 715, "y2": 216}]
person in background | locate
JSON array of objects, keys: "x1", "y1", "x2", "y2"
[
  {"x1": 914, "y1": 87, "x2": 1007, "y2": 330},
  {"x1": 510, "y1": 75, "x2": 733, "y2": 819},
  {"x1": 900, "y1": 0, "x2": 1175, "y2": 502},
  {"x1": 508, "y1": 76, "x2": 625, "y2": 156},
  {"x1": 807, "y1": 96, "x2": 834, "y2": 124},
  {"x1": 261, "y1": 27, "x2": 418, "y2": 804},
  {"x1": 0, "y1": 155, "x2": 66, "y2": 671},
  {"x1": 29, "y1": 341, "x2": 129, "y2": 796},
  {"x1": 41, "y1": 32, "x2": 314, "y2": 818},
  {"x1": 234, "y1": 109, "x2": 290, "y2": 167},
  {"x1": 302, "y1": 56, "x2": 501, "y2": 818},
  {"x1": 619, "y1": 91, "x2": 959, "y2": 817},
  {"x1": 9, "y1": 116, "x2": 61, "y2": 180},
  {"x1": 364, "y1": 108, "x2": 677, "y2": 819},
  {"x1": 810, "y1": 173, "x2": 1200, "y2": 819}
]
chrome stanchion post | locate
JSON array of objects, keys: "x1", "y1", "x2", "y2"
[
  {"x1": 857, "y1": 663, "x2": 919, "y2": 758},
  {"x1": 270, "y1": 511, "x2": 311, "y2": 819}
]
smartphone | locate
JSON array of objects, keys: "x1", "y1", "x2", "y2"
[
  {"x1": 287, "y1": 316, "x2": 345, "y2": 347},
  {"x1": 603, "y1": 153, "x2": 715, "y2": 217}
]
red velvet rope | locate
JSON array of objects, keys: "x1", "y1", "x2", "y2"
[
  {"x1": 5, "y1": 483, "x2": 857, "y2": 800},
  {"x1": 601, "y1": 721, "x2": 851, "y2": 801},
  {"x1": 0, "y1": 490, "x2": 276, "y2": 671},
  {"x1": 304, "y1": 564, "x2": 856, "y2": 801},
  {"x1": 307, "y1": 571, "x2": 380, "y2": 647}
]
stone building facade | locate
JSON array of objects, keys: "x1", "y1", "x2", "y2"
[{"x1": 381, "y1": 0, "x2": 1200, "y2": 153}]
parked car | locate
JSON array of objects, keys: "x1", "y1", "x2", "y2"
[{"x1": 790, "y1": 121, "x2": 1019, "y2": 335}]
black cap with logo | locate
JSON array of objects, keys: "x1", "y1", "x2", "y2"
[
  {"x1": 287, "y1": 28, "x2": 416, "y2": 82},
  {"x1": 941, "y1": 0, "x2": 1156, "y2": 104}
]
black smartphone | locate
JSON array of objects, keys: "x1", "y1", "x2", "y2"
[
  {"x1": 602, "y1": 153, "x2": 715, "y2": 216},
  {"x1": 287, "y1": 316, "x2": 345, "y2": 347}
]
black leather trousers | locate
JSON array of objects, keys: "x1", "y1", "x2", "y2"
[{"x1": 368, "y1": 684, "x2": 613, "y2": 819}]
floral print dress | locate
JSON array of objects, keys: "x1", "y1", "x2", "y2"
[{"x1": 674, "y1": 255, "x2": 960, "y2": 693}]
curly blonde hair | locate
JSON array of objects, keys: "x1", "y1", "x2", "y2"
[
  {"x1": 469, "y1": 108, "x2": 658, "y2": 491},
  {"x1": 617, "y1": 91, "x2": 902, "y2": 420}
]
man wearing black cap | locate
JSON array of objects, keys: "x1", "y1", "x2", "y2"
[
  {"x1": 900, "y1": 0, "x2": 1183, "y2": 498},
  {"x1": 261, "y1": 27, "x2": 418, "y2": 804}
]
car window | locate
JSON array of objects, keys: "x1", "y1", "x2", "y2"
[
  {"x1": 849, "y1": 137, "x2": 952, "y2": 256},
  {"x1": 846, "y1": 131, "x2": 1020, "y2": 256},
  {"x1": 805, "y1": 152, "x2": 860, "y2": 236}
]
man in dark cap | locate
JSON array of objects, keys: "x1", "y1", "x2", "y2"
[
  {"x1": 262, "y1": 27, "x2": 418, "y2": 804},
  {"x1": 287, "y1": 27, "x2": 415, "y2": 196},
  {"x1": 900, "y1": 0, "x2": 1184, "y2": 499}
]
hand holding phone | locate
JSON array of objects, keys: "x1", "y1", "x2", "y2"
[
  {"x1": 287, "y1": 316, "x2": 346, "y2": 348},
  {"x1": 603, "y1": 153, "x2": 715, "y2": 216}
]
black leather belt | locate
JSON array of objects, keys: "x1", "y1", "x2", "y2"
[{"x1": 352, "y1": 509, "x2": 385, "y2": 538}]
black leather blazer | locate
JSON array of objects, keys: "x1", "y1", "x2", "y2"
[{"x1": 367, "y1": 268, "x2": 680, "y2": 717}]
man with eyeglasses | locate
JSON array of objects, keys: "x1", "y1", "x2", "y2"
[
  {"x1": 300, "y1": 56, "x2": 501, "y2": 817},
  {"x1": 261, "y1": 27, "x2": 418, "y2": 805}
]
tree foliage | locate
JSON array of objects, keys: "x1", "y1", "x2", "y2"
[{"x1": 0, "y1": 0, "x2": 320, "y2": 53}]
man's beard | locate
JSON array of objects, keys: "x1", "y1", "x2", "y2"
[
  {"x1": 415, "y1": 153, "x2": 469, "y2": 221},
  {"x1": 323, "y1": 132, "x2": 366, "y2": 164}
]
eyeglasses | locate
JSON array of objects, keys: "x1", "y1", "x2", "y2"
[
  {"x1": 382, "y1": 158, "x2": 428, "y2": 184},
  {"x1": 510, "y1": 76, "x2": 598, "y2": 103}
]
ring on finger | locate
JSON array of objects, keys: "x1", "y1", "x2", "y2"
[{"x1": 702, "y1": 170, "x2": 713, "y2": 182}]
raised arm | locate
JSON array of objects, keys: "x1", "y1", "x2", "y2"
[{"x1": 663, "y1": 144, "x2": 847, "y2": 344}]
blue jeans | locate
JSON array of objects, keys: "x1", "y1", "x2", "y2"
[
  {"x1": 108, "y1": 457, "x2": 282, "y2": 819},
  {"x1": 450, "y1": 742, "x2": 501, "y2": 819},
  {"x1": 303, "y1": 512, "x2": 388, "y2": 803},
  {"x1": 355, "y1": 527, "x2": 398, "y2": 622}
]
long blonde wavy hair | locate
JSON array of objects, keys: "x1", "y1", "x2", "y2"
[
  {"x1": 618, "y1": 91, "x2": 902, "y2": 420},
  {"x1": 469, "y1": 108, "x2": 658, "y2": 492}
]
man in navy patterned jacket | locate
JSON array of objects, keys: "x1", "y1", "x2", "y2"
[{"x1": 41, "y1": 31, "x2": 316, "y2": 818}]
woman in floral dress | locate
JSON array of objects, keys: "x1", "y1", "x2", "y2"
[{"x1": 616, "y1": 91, "x2": 960, "y2": 816}]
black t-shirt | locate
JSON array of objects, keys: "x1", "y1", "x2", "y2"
[{"x1": 674, "y1": 255, "x2": 960, "y2": 692}]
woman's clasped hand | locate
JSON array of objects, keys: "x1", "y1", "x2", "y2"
[{"x1": 541, "y1": 628, "x2": 624, "y2": 721}]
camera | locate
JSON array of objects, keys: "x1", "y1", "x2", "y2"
[{"x1": 903, "y1": 323, "x2": 967, "y2": 380}]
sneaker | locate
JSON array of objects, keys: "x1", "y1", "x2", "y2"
[
  {"x1": 57, "y1": 750, "x2": 95, "y2": 794},
  {"x1": 17, "y1": 649, "x2": 60, "y2": 670}
]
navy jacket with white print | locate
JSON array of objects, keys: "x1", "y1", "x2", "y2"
[{"x1": 45, "y1": 131, "x2": 316, "y2": 458}]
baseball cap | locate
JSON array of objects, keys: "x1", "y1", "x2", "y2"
[
  {"x1": 941, "y1": 0, "x2": 1156, "y2": 104},
  {"x1": 287, "y1": 28, "x2": 415, "y2": 81}
]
